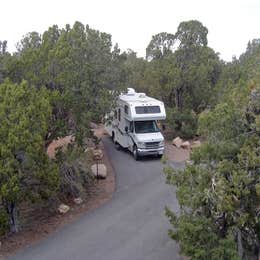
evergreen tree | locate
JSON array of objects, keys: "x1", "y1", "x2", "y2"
[
  {"x1": 165, "y1": 83, "x2": 260, "y2": 259},
  {"x1": 0, "y1": 80, "x2": 59, "y2": 233}
]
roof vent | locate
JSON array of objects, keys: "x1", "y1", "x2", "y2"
[{"x1": 127, "y1": 88, "x2": 136, "y2": 95}]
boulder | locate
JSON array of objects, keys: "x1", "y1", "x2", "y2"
[
  {"x1": 92, "y1": 149, "x2": 103, "y2": 160},
  {"x1": 47, "y1": 135, "x2": 75, "y2": 159},
  {"x1": 84, "y1": 147, "x2": 94, "y2": 153},
  {"x1": 74, "y1": 197, "x2": 83, "y2": 205},
  {"x1": 191, "y1": 140, "x2": 202, "y2": 149},
  {"x1": 181, "y1": 141, "x2": 191, "y2": 149},
  {"x1": 186, "y1": 160, "x2": 194, "y2": 165},
  {"x1": 58, "y1": 204, "x2": 70, "y2": 214},
  {"x1": 91, "y1": 164, "x2": 107, "y2": 179},
  {"x1": 172, "y1": 137, "x2": 183, "y2": 148}
]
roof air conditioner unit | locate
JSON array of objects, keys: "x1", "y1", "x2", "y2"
[{"x1": 127, "y1": 88, "x2": 136, "y2": 95}]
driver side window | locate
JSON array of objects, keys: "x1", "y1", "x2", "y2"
[{"x1": 130, "y1": 121, "x2": 134, "y2": 133}]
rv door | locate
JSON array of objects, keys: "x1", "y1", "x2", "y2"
[{"x1": 127, "y1": 121, "x2": 135, "y2": 150}]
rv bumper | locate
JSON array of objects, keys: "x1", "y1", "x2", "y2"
[{"x1": 137, "y1": 147, "x2": 164, "y2": 156}]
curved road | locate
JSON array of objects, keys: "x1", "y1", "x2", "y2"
[{"x1": 11, "y1": 137, "x2": 184, "y2": 260}]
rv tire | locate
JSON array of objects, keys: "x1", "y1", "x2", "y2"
[
  {"x1": 112, "y1": 132, "x2": 115, "y2": 143},
  {"x1": 133, "y1": 145, "x2": 139, "y2": 161},
  {"x1": 112, "y1": 132, "x2": 120, "y2": 150},
  {"x1": 115, "y1": 142, "x2": 121, "y2": 150}
]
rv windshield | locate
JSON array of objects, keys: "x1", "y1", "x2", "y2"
[{"x1": 134, "y1": 120, "x2": 160, "y2": 134}]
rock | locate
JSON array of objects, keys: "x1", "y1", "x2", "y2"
[
  {"x1": 186, "y1": 160, "x2": 193, "y2": 165},
  {"x1": 191, "y1": 140, "x2": 202, "y2": 149},
  {"x1": 58, "y1": 204, "x2": 70, "y2": 214},
  {"x1": 172, "y1": 137, "x2": 183, "y2": 148},
  {"x1": 84, "y1": 147, "x2": 94, "y2": 153},
  {"x1": 47, "y1": 135, "x2": 75, "y2": 159},
  {"x1": 181, "y1": 141, "x2": 191, "y2": 149},
  {"x1": 74, "y1": 197, "x2": 83, "y2": 205},
  {"x1": 90, "y1": 122, "x2": 98, "y2": 129},
  {"x1": 91, "y1": 164, "x2": 107, "y2": 179},
  {"x1": 92, "y1": 149, "x2": 103, "y2": 160}
]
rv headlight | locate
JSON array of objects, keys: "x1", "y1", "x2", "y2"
[
  {"x1": 137, "y1": 142, "x2": 145, "y2": 148},
  {"x1": 159, "y1": 140, "x2": 164, "y2": 146}
]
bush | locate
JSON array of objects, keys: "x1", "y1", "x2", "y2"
[
  {"x1": 56, "y1": 145, "x2": 94, "y2": 199},
  {"x1": 0, "y1": 210, "x2": 9, "y2": 236},
  {"x1": 166, "y1": 108, "x2": 198, "y2": 139},
  {"x1": 0, "y1": 80, "x2": 60, "y2": 233}
]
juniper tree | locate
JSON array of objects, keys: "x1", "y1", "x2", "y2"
[
  {"x1": 0, "y1": 80, "x2": 59, "y2": 233},
  {"x1": 165, "y1": 85, "x2": 260, "y2": 259}
]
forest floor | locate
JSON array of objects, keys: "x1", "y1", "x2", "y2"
[{"x1": 0, "y1": 125, "x2": 190, "y2": 258}]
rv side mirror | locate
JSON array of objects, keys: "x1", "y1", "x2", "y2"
[{"x1": 125, "y1": 126, "x2": 129, "y2": 133}]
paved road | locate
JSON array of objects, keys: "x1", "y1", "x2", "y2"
[{"x1": 11, "y1": 137, "x2": 183, "y2": 260}]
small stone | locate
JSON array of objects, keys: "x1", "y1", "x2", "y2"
[
  {"x1": 58, "y1": 204, "x2": 70, "y2": 214},
  {"x1": 74, "y1": 197, "x2": 83, "y2": 205},
  {"x1": 172, "y1": 137, "x2": 183, "y2": 148},
  {"x1": 91, "y1": 164, "x2": 107, "y2": 179},
  {"x1": 181, "y1": 141, "x2": 191, "y2": 149}
]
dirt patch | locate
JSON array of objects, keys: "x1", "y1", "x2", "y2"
[
  {"x1": 47, "y1": 135, "x2": 75, "y2": 159},
  {"x1": 164, "y1": 141, "x2": 190, "y2": 162},
  {"x1": 0, "y1": 126, "x2": 115, "y2": 258}
]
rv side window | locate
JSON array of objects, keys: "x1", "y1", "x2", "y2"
[
  {"x1": 124, "y1": 105, "x2": 129, "y2": 114},
  {"x1": 130, "y1": 122, "x2": 133, "y2": 132},
  {"x1": 135, "y1": 106, "x2": 161, "y2": 114},
  {"x1": 114, "y1": 110, "x2": 117, "y2": 119},
  {"x1": 118, "y1": 108, "x2": 121, "y2": 121}
]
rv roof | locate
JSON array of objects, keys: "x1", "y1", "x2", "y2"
[{"x1": 119, "y1": 89, "x2": 160, "y2": 104}]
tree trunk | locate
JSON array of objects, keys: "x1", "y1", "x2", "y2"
[
  {"x1": 237, "y1": 229, "x2": 244, "y2": 259},
  {"x1": 175, "y1": 88, "x2": 183, "y2": 111},
  {"x1": 6, "y1": 202, "x2": 19, "y2": 233}
]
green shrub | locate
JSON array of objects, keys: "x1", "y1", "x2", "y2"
[
  {"x1": 166, "y1": 108, "x2": 198, "y2": 139},
  {"x1": 0, "y1": 209, "x2": 9, "y2": 235}
]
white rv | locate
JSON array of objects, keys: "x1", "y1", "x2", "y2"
[{"x1": 105, "y1": 88, "x2": 166, "y2": 160}]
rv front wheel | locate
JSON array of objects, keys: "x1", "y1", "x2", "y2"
[
  {"x1": 133, "y1": 145, "x2": 139, "y2": 161},
  {"x1": 112, "y1": 132, "x2": 120, "y2": 150},
  {"x1": 157, "y1": 154, "x2": 163, "y2": 159},
  {"x1": 112, "y1": 132, "x2": 115, "y2": 143},
  {"x1": 115, "y1": 142, "x2": 121, "y2": 150}
]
